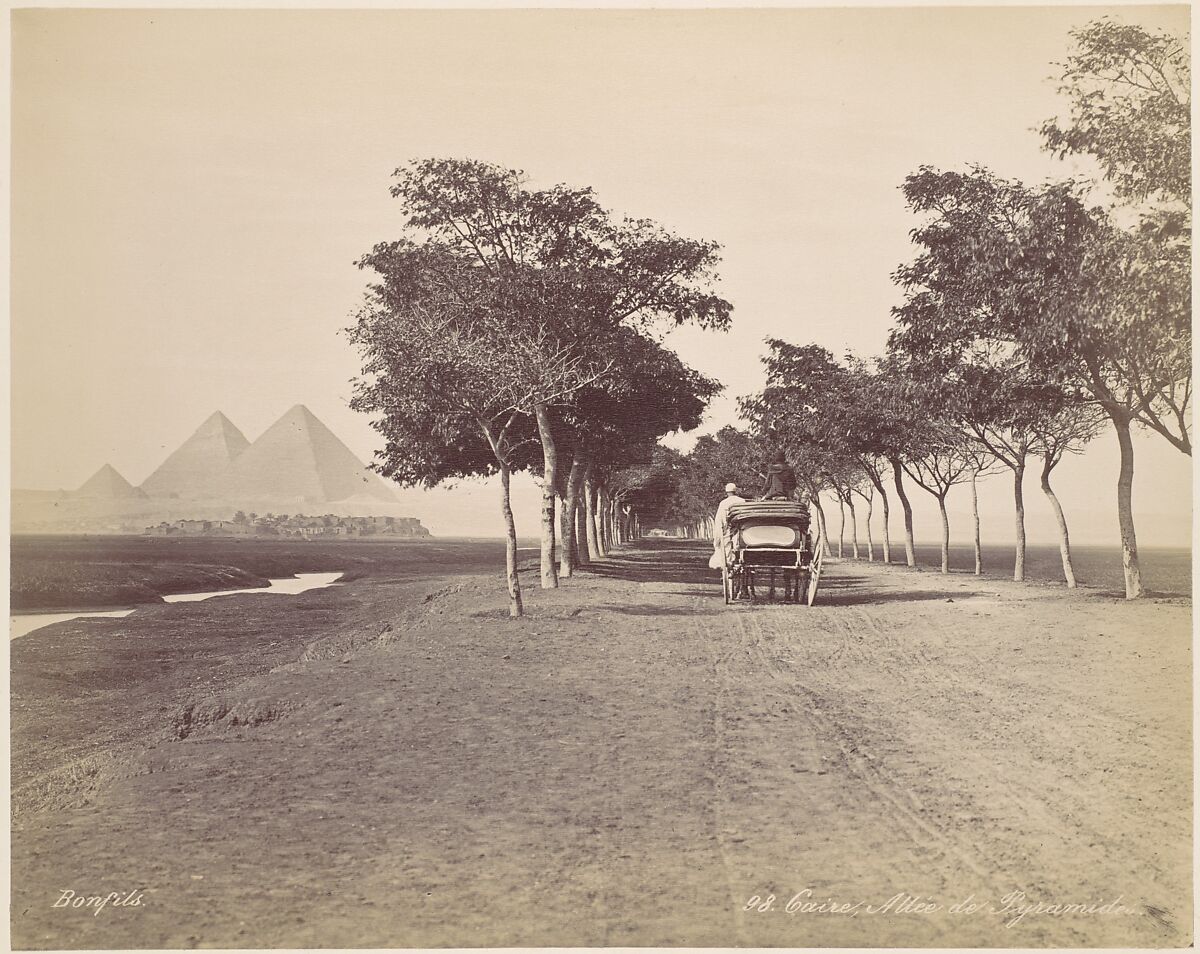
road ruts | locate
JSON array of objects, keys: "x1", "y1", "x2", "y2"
[{"x1": 627, "y1": 543, "x2": 1187, "y2": 947}]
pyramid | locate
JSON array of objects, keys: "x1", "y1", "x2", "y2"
[
  {"x1": 140, "y1": 411, "x2": 250, "y2": 498},
  {"x1": 76, "y1": 464, "x2": 146, "y2": 498},
  {"x1": 222, "y1": 405, "x2": 397, "y2": 503}
]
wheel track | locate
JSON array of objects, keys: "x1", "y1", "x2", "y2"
[
  {"x1": 637, "y1": 548, "x2": 1179, "y2": 946},
  {"x1": 735, "y1": 599, "x2": 1152, "y2": 947},
  {"x1": 694, "y1": 605, "x2": 750, "y2": 942},
  {"x1": 730, "y1": 601, "x2": 1001, "y2": 889}
]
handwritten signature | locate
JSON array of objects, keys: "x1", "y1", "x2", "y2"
[{"x1": 744, "y1": 890, "x2": 1136, "y2": 928}]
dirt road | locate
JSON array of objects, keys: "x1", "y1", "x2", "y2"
[{"x1": 11, "y1": 541, "x2": 1192, "y2": 948}]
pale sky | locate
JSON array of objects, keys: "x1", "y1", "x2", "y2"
[{"x1": 11, "y1": 5, "x2": 1192, "y2": 545}]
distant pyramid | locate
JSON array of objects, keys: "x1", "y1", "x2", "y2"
[
  {"x1": 76, "y1": 464, "x2": 146, "y2": 498},
  {"x1": 140, "y1": 411, "x2": 250, "y2": 498},
  {"x1": 223, "y1": 404, "x2": 396, "y2": 503}
]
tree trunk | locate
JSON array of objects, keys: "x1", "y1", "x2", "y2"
[
  {"x1": 971, "y1": 472, "x2": 983, "y2": 576},
  {"x1": 811, "y1": 495, "x2": 830, "y2": 557},
  {"x1": 1111, "y1": 413, "x2": 1144, "y2": 598},
  {"x1": 846, "y1": 495, "x2": 860, "y2": 559},
  {"x1": 584, "y1": 471, "x2": 603, "y2": 560},
  {"x1": 499, "y1": 463, "x2": 523, "y2": 618},
  {"x1": 533, "y1": 404, "x2": 559, "y2": 589},
  {"x1": 890, "y1": 457, "x2": 916, "y2": 567},
  {"x1": 555, "y1": 485, "x2": 571, "y2": 580},
  {"x1": 937, "y1": 495, "x2": 950, "y2": 574},
  {"x1": 599, "y1": 486, "x2": 612, "y2": 551},
  {"x1": 1040, "y1": 456, "x2": 1077, "y2": 588},
  {"x1": 596, "y1": 484, "x2": 607, "y2": 552},
  {"x1": 552, "y1": 492, "x2": 564, "y2": 577},
  {"x1": 836, "y1": 493, "x2": 845, "y2": 558},
  {"x1": 574, "y1": 489, "x2": 591, "y2": 567},
  {"x1": 877, "y1": 484, "x2": 891, "y2": 563},
  {"x1": 559, "y1": 450, "x2": 586, "y2": 579},
  {"x1": 1012, "y1": 463, "x2": 1026, "y2": 583},
  {"x1": 863, "y1": 494, "x2": 875, "y2": 561}
]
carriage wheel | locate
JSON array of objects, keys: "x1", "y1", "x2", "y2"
[{"x1": 806, "y1": 558, "x2": 822, "y2": 606}]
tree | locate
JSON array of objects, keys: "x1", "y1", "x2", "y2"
[
  {"x1": 740, "y1": 342, "x2": 910, "y2": 564},
  {"x1": 1041, "y1": 18, "x2": 1190, "y2": 206},
  {"x1": 608, "y1": 445, "x2": 686, "y2": 538},
  {"x1": 348, "y1": 253, "x2": 601, "y2": 617},
  {"x1": 892, "y1": 166, "x2": 1189, "y2": 597},
  {"x1": 553, "y1": 328, "x2": 719, "y2": 575},
  {"x1": 962, "y1": 445, "x2": 1003, "y2": 577},
  {"x1": 863, "y1": 457, "x2": 892, "y2": 563},
  {"x1": 1041, "y1": 16, "x2": 1191, "y2": 458},
  {"x1": 852, "y1": 481, "x2": 875, "y2": 561},
  {"x1": 827, "y1": 462, "x2": 866, "y2": 560},
  {"x1": 902, "y1": 424, "x2": 975, "y2": 575},
  {"x1": 901, "y1": 360, "x2": 1063, "y2": 583},
  {"x1": 386, "y1": 158, "x2": 731, "y2": 590},
  {"x1": 1031, "y1": 400, "x2": 1106, "y2": 588},
  {"x1": 673, "y1": 427, "x2": 770, "y2": 537},
  {"x1": 866, "y1": 355, "x2": 927, "y2": 568},
  {"x1": 872, "y1": 359, "x2": 978, "y2": 574}
]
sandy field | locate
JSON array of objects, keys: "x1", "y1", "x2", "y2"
[{"x1": 10, "y1": 540, "x2": 1192, "y2": 948}]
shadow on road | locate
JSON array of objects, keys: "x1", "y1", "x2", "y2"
[
  {"x1": 583, "y1": 540, "x2": 997, "y2": 608},
  {"x1": 818, "y1": 589, "x2": 985, "y2": 607},
  {"x1": 582, "y1": 540, "x2": 714, "y2": 587},
  {"x1": 588, "y1": 602, "x2": 725, "y2": 617}
]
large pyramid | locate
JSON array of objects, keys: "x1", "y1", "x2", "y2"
[
  {"x1": 140, "y1": 411, "x2": 250, "y2": 498},
  {"x1": 222, "y1": 404, "x2": 397, "y2": 503},
  {"x1": 76, "y1": 464, "x2": 146, "y2": 498}
]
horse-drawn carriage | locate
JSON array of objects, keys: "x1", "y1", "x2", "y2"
[{"x1": 720, "y1": 500, "x2": 823, "y2": 605}]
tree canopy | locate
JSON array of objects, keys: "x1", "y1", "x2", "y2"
[{"x1": 1041, "y1": 18, "x2": 1190, "y2": 206}]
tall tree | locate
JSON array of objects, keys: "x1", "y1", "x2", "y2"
[
  {"x1": 386, "y1": 158, "x2": 731, "y2": 590},
  {"x1": 347, "y1": 276, "x2": 589, "y2": 617}
]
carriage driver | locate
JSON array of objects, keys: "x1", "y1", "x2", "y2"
[
  {"x1": 708, "y1": 482, "x2": 746, "y2": 570},
  {"x1": 760, "y1": 449, "x2": 798, "y2": 500}
]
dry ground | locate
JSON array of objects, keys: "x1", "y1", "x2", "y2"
[{"x1": 10, "y1": 540, "x2": 1192, "y2": 948}]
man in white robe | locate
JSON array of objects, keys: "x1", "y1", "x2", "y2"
[{"x1": 708, "y1": 483, "x2": 746, "y2": 570}]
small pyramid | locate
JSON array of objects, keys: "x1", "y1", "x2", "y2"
[
  {"x1": 141, "y1": 411, "x2": 250, "y2": 498},
  {"x1": 223, "y1": 405, "x2": 396, "y2": 503},
  {"x1": 76, "y1": 464, "x2": 145, "y2": 498}
]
